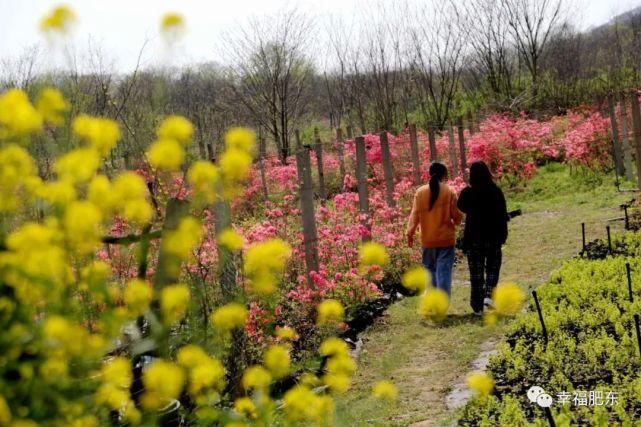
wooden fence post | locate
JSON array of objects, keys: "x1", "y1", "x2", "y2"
[
  {"x1": 620, "y1": 95, "x2": 635, "y2": 182},
  {"x1": 153, "y1": 198, "x2": 190, "y2": 290},
  {"x1": 447, "y1": 123, "x2": 459, "y2": 177},
  {"x1": 314, "y1": 127, "x2": 327, "y2": 205},
  {"x1": 355, "y1": 136, "x2": 371, "y2": 242},
  {"x1": 608, "y1": 94, "x2": 625, "y2": 176},
  {"x1": 214, "y1": 195, "x2": 237, "y2": 300},
  {"x1": 258, "y1": 129, "x2": 269, "y2": 202},
  {"x1": 295, "y1": 130, "x2": 320, "y2": 277},
  {"x1": 427, "y1": 122, "x2": 438, "y2": 162},
  {"x1": 379, "y1": 131, "x2": 396, "y2": 207},
  {"x1": 457, "y1": 116, "x2": 468, "y2": 180},
  {"x1": 409, "y1": 124, "x2": 422, "y2": 184},
  {"x1": 336, "y1": 128, "x2": 346, "y2": 184},
  {"x1": 346, "y1": 125, "x2": 354, "y2": 139},
  {"x1": 629, "y1": 92, "x2": 641, "y2": 189},
  {"x1": 467, "y1": 111, "x2": 475, "y2": 135}
]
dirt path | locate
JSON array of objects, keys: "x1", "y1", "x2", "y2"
[{"x1": 334, "y1": 167, "x2": 630, "y2": 426}]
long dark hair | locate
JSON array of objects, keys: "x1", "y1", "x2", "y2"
[
  {"x1": 428, "y1": 162, "x2": 448, "y2": 210},
  {"x1": 469, "y1": 160, "x2": 495, "y2": 188}
]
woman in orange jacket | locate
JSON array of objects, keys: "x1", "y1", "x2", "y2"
[{"x1": 406, "y1": 162, "x2": 463, "y2": 298}]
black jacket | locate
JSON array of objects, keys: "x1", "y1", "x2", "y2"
[{"x1": 457, "y1": 184, "x2": 509, "y2": 248}]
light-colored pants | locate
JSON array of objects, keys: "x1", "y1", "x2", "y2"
[{"x1": 422, "y1": 246, "x2": 455, "y2": 298}]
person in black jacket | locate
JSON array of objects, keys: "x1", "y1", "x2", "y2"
[{"x1": 457, "y1": 161, "x2": 509, "y2": 315}]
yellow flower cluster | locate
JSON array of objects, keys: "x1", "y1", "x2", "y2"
[
  {"x1": 358, "y1": 241, "x2": 390, "y2": 270},
  {"x1": 187, "y1": 160, "x2": 219, "y2": 203},
  {"x1": 141, "y1": 360, "x2": 185, "y2": 410},
  {"x1": 210, "y1": 303, "x2": 248, "y2": 332},
  {"x1": 72, "y1": 114, "x2": 121, "y2": 156},
  {"x1": 418, "y1": 288, "x2": 450, "y2": 320},
  {"x1": 176, "y1": 345, "x2": 225, "y2": 396},
  {"x1": 123, "y1": 279, "x2": 153, "y2": 317},
  {"x1": 88, "y1": 172, "x2": 153, "y2": 224},
  {"x1": 263, "y1": 345, "x2": 291, "y2": 379},
  {"x1": 316, "y1": 299, "x2": 345, "y2": 325},
  {"x1": 147, "y1": 115, "x2": 193, "y2": 171},
  {"x1": 401, "y1": 266, "x2": 429, "y2": 294},
  {"x1": 160, "y1": 13, "x2": 186, "y2": 40},
  {"x1": 318, "y1": 336, "x2": 356, "y2": 394},
  {"x1": 217, "y1": 228, "x2": 245, "y2": 251},
  {"x1": 219, "y1": 128, "x2": 256, "y2": 199},
  {"x1": 372, "y1": 380, "x2": 398, "y2": 401},
  {"x1": 40, "y1": 5, "x2": 77, "y2": 34},
  {"x1": 0, "y1": 89, "x2": 42, "y2": 139},
  {"x1": 36, "y1": 88, "x2": 69, "y2": 125},
  {"x1": 160, "y1": 284, "x2": 191, "y2": 325},
  {"x1": 94, "y1": 357, "x2": 139, "y2": 423},
  {"x1": 0, "y1": 144, "x2": 38, "y2": 211},
  {"x1": 283, "y1": 386, "x2": 334, "y2": 424},
  {"x1": 244, "y1": 239, "x2": 291, "y2": 295},
  {"x1": 162, "y1": 217, "x2": 203, "y2": 261},
  {"x1": 466, "y1": 371, "x2": 494, "y2": 397},
  {"x1": 485, "y1": 283, "x2": 526, "y2": 325},
  {"x1": 242, "y1": 365, "x2": 272, "y2": 391}
]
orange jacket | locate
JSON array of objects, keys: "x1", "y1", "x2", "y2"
[{"x1": 407, "y1": 183, "x2": 463, "y2": 248}]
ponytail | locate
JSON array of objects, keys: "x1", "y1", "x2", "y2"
[{"x1": 428, "y1": 162, "x2": 448, "y2": 210}]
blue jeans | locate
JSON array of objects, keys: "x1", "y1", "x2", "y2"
[{"x1": 422, "y1": 246, "x2": 455, "y2": 298}]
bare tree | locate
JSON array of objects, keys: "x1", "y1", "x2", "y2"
[
  {"x1": 501, "y1": 0, "x2": 566, "y2": 101},
  {"x1": 222, "y1": 9, "x2": 314, "y2": 163},
  {"x1": 408, "y1": 1, "x2": 467, "y2": 128}
]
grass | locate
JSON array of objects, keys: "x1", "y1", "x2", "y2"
[{"x1": 334, "y1": 164, "x2": 632, "y2": 426}]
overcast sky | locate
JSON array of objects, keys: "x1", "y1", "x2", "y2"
[{"x1": 1, "y1": 0, "x2": 640, "y2": 74}]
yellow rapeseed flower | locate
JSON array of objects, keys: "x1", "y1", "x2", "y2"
[
  {"x1": 492, "y1": 283, "x2": 525, "y2": 317},
  {"x1": 40, "y1": 5, "x2": 77, "y2": 34},
  {"x1": 243, "y1": 239, "x2": 291, "y2": 295},
  {"x1": 217, "y1": 228, "x2": 245, "y2": 251},
  {"x1": 372, "y1": 380, "x2": 398, "y2": 401},
  {"x1": 466, "y1": 371, "x2": 494, "y2": 397},
  {"x1": 358, "y1": 242, "x2": 390, "y2": 269},
  {"x1": 319, "y1": 337, "x2": 349, "y2": 357},
  {"x1": 177, "y1": 346, "x2": 226, "y2": 395},
  {"x1": 219, "y1": 147, "x2": 252, "y2": 182},
  {"x1": 418, "y1": 288, "x2": 449, "y2": 320},
  {"x1": 224, "y1": 127, "x2": 256, "y2": 153},
  {"x1": 162, "y1": 217, "x2": 203, "y2": 261},
  {"x1": 160, "y1": 13, "x2": 186, "y2": 39},
  {"x1": 102, "y1": 357, "x2": 133, "y2": 388},
  {"x1": 210, "y1": 303, "x2": 248, "y2": 332},
  {"x1": 43, "y1": 315, "x2": 85, "y2": 356},
  {"x1": 160, "y1": 284, "x2": 190, "y2": 325},
  {"x1": 242, "y1": 365, "x2": 272, "y2": 391},
  {"x1": 123, "y1": 279, "x2": 153, "y2": 317},
  {"x1": 316, "y1": 299, "x2": 345, "y2": 325},
  {"x1": 147, "y1": 138, "x2": 185, "y2": 171},
  {"x1": 187, "y1": 160, "x2": 219, "y2": 202},
  {"x1": 36, "y1": 88, "x2": 69, "y2": 125},
  {"x1": 87, "y1": 175, "x2": 116, "y2": 215},
  {"x1": 54, "y1": 148, "x2": 101, "y2": 183},
  {"x1": 63, "y1": 201, "x2": 103, "y2": 255},
  {"x1": 0, "y1": 143, "x2": 37, "y2": 211},
  {"x1": 141, "y1": 360, "x2": 185, "y2": 410},
  {"x1": 39, "y1": 180, "x2": 77, "y2": 206},
  {"x1": 72, "y1": 114, "x2": 121, "y2": 156},
  {"x1": 263, "y1": 345, "x2": 290, "y2": 379},
  {"x1": 275, "y1": 326, "x2": 298, "y2": 341},
  {"x1": 177, "y1": 345, "x2": 209, "y2": 367},
  {"x1": 282, "y1": 385, "x2": 334, "y2": 424},
  {"x1": 157, "y1": 115, "x2": 193, "y2": 145},
  {"x1": 0, "y1": 89, "x2": 43, "y2": 139},
  {"x1": 234, "y1": 397, "x2": 257, "y2": 419},
  {"x1": 401, "y1": 266, "x2": 429, "y2": 294}
]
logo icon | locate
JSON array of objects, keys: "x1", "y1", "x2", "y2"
[{"x1": 527, "y1": 386, "x2": 554, "y2": 407}]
